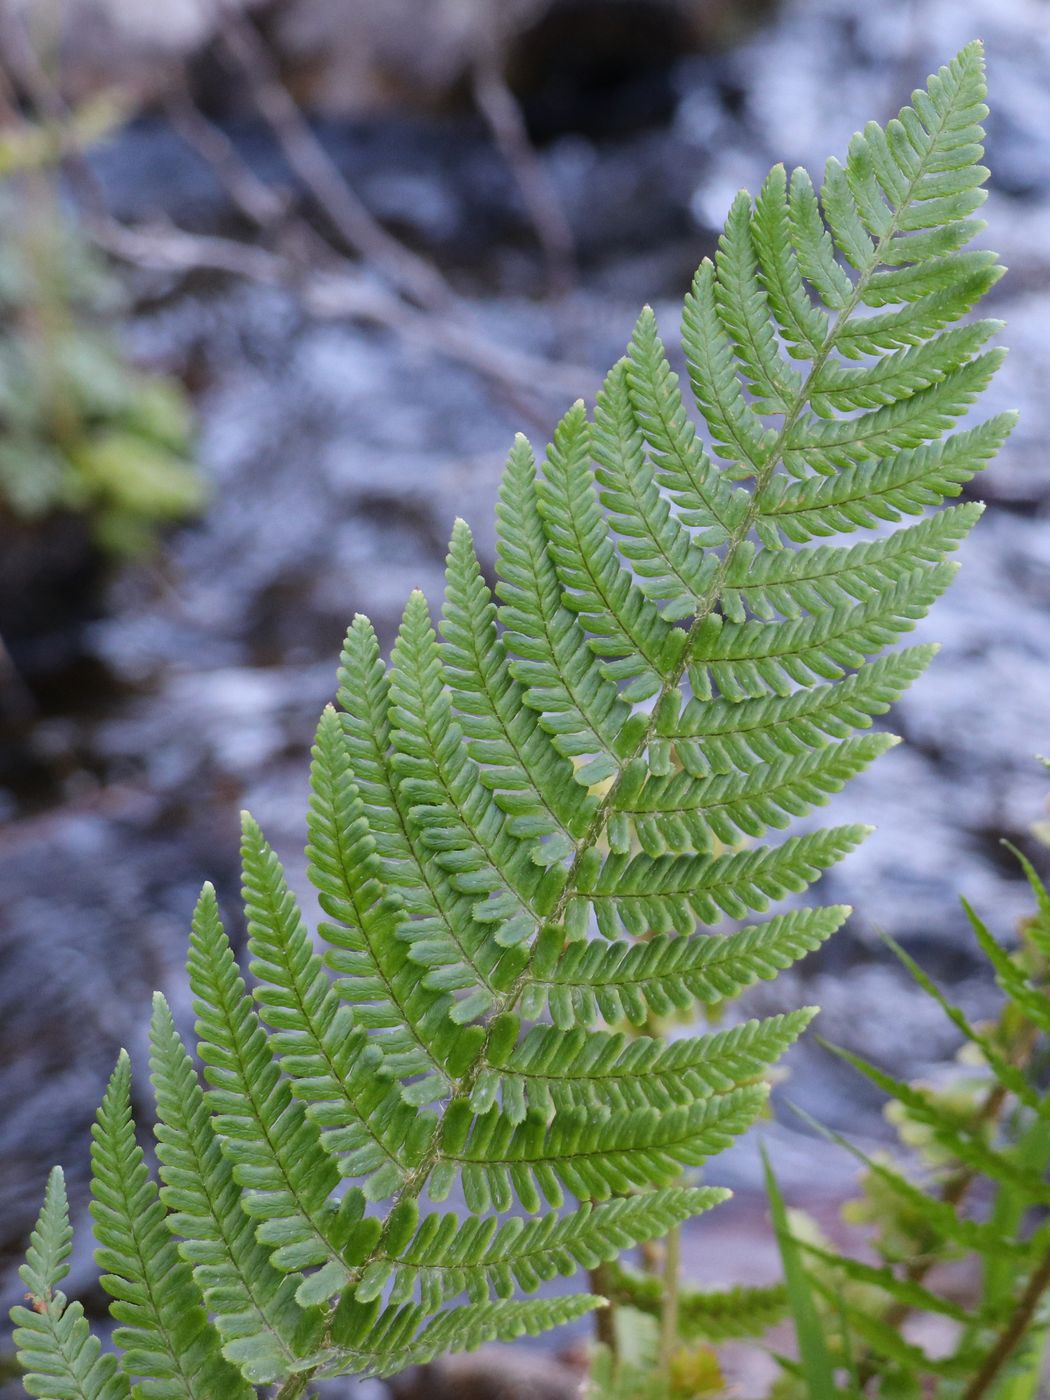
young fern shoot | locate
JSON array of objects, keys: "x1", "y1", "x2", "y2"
[{"x1": 10, "y1": 42, "x2": 1011, "y2": 1397}]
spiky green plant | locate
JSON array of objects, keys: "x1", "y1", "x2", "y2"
[
  {"x1": 765, "y1": 822, "x2": 1050, "y2": 1400},
  {"x1": 10, "y1": 41, "x2": 1009, "y2": 1398}
]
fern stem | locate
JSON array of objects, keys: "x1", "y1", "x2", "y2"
[
  {"x1": 590, "y1": 1263, "x2": 618, "y2": 1356},
  {"x1": 854, "y1": 1020, "x2": 1039, "y2": 1388},
  {"x1": 272, "y1": 1374, "x2": 313, "y2": 1400},
  {"x1": 961, "y1": 1245, "x2": 1050, "y2": 1400},
  {"x1": 659, "y1": 1224, "x2": 681, "y2": 1382}
]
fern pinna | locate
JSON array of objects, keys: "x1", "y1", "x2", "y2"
[{"x1": 11, "y1": 43, "x2": 1010, "y2": 1397}]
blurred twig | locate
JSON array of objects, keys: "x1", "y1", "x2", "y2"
[
  {"x1": 0, "y1": 6, "x2": 602, "y2": 426},
  {"x1": 211, "y1": 0, "x2": 458, "y2": 314},
  {"x1": 164, "y1": 78, "x2": 289, "y2": 231},
  {"x1": 471, "y1": 43, "x2": 577, "y2": 302},
  {"x1": 87, "y1": 217, "x2": 593, "y2": 400}
]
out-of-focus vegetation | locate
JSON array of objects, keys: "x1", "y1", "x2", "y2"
[
  {"x1": 764, "y1": 795, "x2": 1050, "y2": 1400},
  {"x1": 0, "y1": 121, "x2": 203, "y2": 556}
]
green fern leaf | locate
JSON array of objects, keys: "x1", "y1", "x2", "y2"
[
  {"x1": 759, "y1": 416, "x2": 1013, "y2": 543},
  {"x1": 185, "y1": 887, "x2": 358, "y2": 1298},
  {"x1": 90, "y1": 1054, "x2": 249, "y2": 1398},
  {"x1": 537, "y1": 401, "x2": 680, "y2": 699},
  {"x1": 440, "y1": 519, "x2": 588, "y2": 852},
  {"x1": 308, "y1": 699, "x2": 461, "y2": 1079},
  {"x1": 586, "y1": 826, "x2": 868, "y2": 937},
  {"x1": 604, "y1": 1261, "x2": 789, "y2": 1341},
  {"x1": 11, "y1": 1169, "x2": 131, "y2": 1400},
  {"x1": 148, "y1": 996, "x2": 321, "y2": 1385},
  {"x1": 593, "y1": 360, "x2": 714, "y2": 618},
  {"x1": 449, "y1": 1086, "x2": 766, "y2": 1212},
  {"x1": 525, "y1": 906, "x2": 848, "y2": 1027},
  {"x1": 496, "y1": 1009, "x2": 814, "y2": 1117},
  {"x1": 241, "y1": 814, "x2": 412, "y2": 1181},
  {"x1": 657, "y1": 646, "x2": 937, "y2": 777},
  {"x1": 496, "y1": 433, "x2": 628, "y2": 782},
  {"x1": 364, "y1": 1295, "x2": 604, "y2": 1378},
  {"x1": 624, "y1": 308, "x2": 744, "y2": 541},
  {"x1": 375, "y1": 1187, "x2": 726, "y2": 1310}
]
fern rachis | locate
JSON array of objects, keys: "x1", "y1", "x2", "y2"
[{"x1": 9, "y1": 42, "x2": 1011, "y2": 1396}]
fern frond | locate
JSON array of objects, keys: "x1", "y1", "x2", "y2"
[
  {"x1": 497, "y1": 1010, "x2": 814, "y2": 1116},
  {"x1": 657, "y1": 646, "x2": 937, "y2": 776},
  {"x1": 722, "y1": 504, "x2": 980, "y2": 621},
  {"x1": 593, "y1": 360, "x2": 715, "y2": 618},
  {"x1": 241, "y1": 814, "x2": 413, "y2": 1184},
  {"x1": 524, "y1": 906, "x2": 848, "y2": 1027},
  {"x1": 148, "y1": 996, "x2": 320, "y2": 1385},
  {"x1": 333, "y1": 616, "x2": 502, "y2": 1030},
  {"x1": 538, "y1": 401, "x2": 680, "y2": 700},
  {"x1": 11, "y1": 1169, "x2": 131, "y2": 1400},
  {"x1": 613, "y1": 734, "x2": 894, "y2": 856},
  {"x1": 19, "y1": 1169, "x2": 74, "y2": 1309},
  {"x1": 496, "y1": 433, "x2": 629, "y2": 783},
  {"x1": 448, "y1": 1086, "x2": 767, "y2": 1212},
  {"x1": 13, "y1": 42, "x2": 1011, "y2": 1393},
  {"x1": 604, "y1": 1261, "x2": 788, "y2": 1341},
  {"x1": 309, "y1": 698, "x2": 462, "y2": 1074},
  {"x1": 759, "y1": 416, "x2": 1013, "y2": 542},
  {"x1": 440, "y1": 518, "x2": 588, "y2": 856},
  {"x1": 586, "y1": 826, "x2": 868, "y2": 937},
  {"x1": 372, "y1": 1187, "x2": 726, "y2": 1310},
  {"x1": 624, "y1": 308, "x2": 743, "y2": 542},
  {"x1": 359, "y1": 1294, "x2": 604, "y2": 1378},
  {"x1": 689, "y1": 568, "x2": 956, "y2": 703},
  {"x1": 390, "y1": 590, "x2": 554, "y2": 953},
  {"x1": 809, "y1": 319, "x2": 999, "y2": 413},
  {"x1": 185, "y1": 887, "x2": 358, "y2": 1301},
  {"x1": 90, "y1": 1054, "x2": 248, "y2": 1398}
]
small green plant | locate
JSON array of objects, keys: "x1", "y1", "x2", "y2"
[
  {"x1": 9, "y1": 42, "x2": 1010, "y2": 1399},
  {"x1": 0, "y1": 181, "x2": 203, "y2": 554},
  {"x1": 765, "y1": 813, "x2": 1050, "y2": 1400}
]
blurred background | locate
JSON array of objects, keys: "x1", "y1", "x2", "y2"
[{"x1": 0, "y1": 0, "x2": 1048, "y2": 1393}]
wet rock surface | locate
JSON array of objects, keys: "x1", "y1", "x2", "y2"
[{"x1": 2, "y1": 0, "x2": 1049, "y2": 1388}]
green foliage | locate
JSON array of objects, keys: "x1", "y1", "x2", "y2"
[
  {"x1": 0, "y1": 186, "x2": 203, "y2": 553},
  {"x1": 9, "y1": 41, "x2": 1009, "y2": 1396},
  {"x1": 601, "y1": 1259, "x2": 787, "y2": 1343},
  {"x1": 589, "y1": 1305, "x2": 728, "y2": 1400},
  {"x1": 766, "y1": 823, "x2": 1050, "y2": 1400},
  {"x1": 10, "y1": 1169, "x2": 130, "y2": 1400}
]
